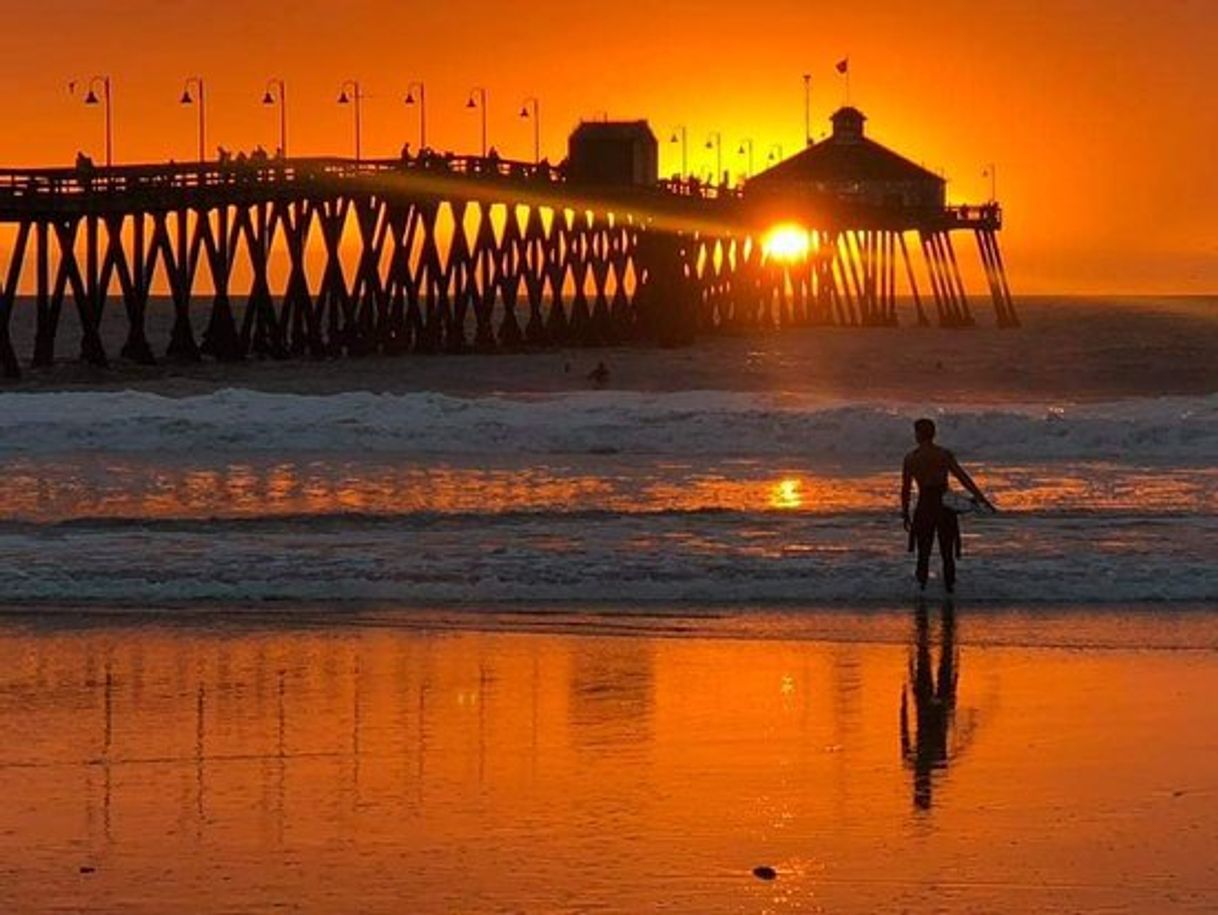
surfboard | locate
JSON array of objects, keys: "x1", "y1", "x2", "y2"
[{"x1": 942, "y1": 490, "x2": 994, "y2": 515}]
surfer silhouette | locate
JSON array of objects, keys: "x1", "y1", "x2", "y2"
[{"x1": 901, "y1": 418, "x2": 996, "y2": 592}]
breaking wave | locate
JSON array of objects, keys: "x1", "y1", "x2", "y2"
[{"x1": 1, "y1": 388, "x2": 1216, "y2": 463}]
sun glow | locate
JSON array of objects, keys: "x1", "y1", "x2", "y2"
[
  {"x1": 770, "y1": 478, "x2": 804, "y2": 510},
  {"x1": 762, "y1": 224, "x2": 811, "y2": 263}
]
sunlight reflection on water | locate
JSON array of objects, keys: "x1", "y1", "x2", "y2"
[{"x1": 0, "y1": 456, "x2": 1214, "y2": 523}]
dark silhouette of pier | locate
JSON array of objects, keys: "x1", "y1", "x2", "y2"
[{"x1": 0, "y1": 109, "x2": 1017, "y2": 379}]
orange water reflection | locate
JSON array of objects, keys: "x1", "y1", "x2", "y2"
[
  {"x1": 0, "y1": 610, "x2": 1216, "y2": 912},
  {"x1": 0, "y1": 458, "x2": 1214, "y2": 523}
]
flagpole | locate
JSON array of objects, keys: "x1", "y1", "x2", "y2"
[{"x1": 836, "y1": 57, "x2": 852, "y2": 108}]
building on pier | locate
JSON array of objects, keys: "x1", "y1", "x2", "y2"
[
  {"x1": 566, "y1": 120, "x2": 659, "y2": 187},
  {"x1": 746, "y1": 107, "x2": 945, "y2": 210}
]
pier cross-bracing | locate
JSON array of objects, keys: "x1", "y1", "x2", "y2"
[{"x1": 0, "y1": 113, "x2": 1016, "y2": 380}]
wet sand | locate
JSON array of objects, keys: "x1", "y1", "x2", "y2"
[
  {"x1": 9, "y1": 296, "x2": 1218, "y2": 402},
  {"x1": 1, "y1": 605, "x2": 1216, "y2": 914}
]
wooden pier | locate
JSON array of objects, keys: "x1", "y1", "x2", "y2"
[{"x1": 0, "y1": 112, "x2": 1016, "y2": 380}]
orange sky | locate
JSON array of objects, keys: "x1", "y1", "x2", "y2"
[{"x1": 1, "y1": 0, "x2": 1215, "y2": 294}]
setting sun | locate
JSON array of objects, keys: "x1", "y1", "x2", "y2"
[{"x1": 762, "y1": 224, "x2": 811, "y2": 263}]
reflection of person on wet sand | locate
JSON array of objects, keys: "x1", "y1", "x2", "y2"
[
  {"x1": 900, "y1": 599, "x2": 958, "y2": 810},
  {"x1": 901, "y1": 418, "x2": 996, "y2": 593},
  {"x1": 587, "y1": 361, "x2": 610, "y2": 386}
]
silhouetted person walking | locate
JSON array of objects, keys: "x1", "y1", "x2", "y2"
[{"x1": 901, "y1": 418, "x2": 995, "y2": 592}]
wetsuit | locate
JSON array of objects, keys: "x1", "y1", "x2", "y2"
[
  {"x1": 908, "y1": 484, "x2": 961, "y2": 591},
  {"x1": 903, "y1": 444, "x2": 966, "y2": 591}
]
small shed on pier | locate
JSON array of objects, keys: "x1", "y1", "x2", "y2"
[
  {"x1": 746, "y1": 107, "x2": 945, "y2": 210},
  {"x1": 566, "y1": 120, "x2": 659, "y2": 187}
]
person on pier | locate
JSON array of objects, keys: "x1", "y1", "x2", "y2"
[{"x1": 901, "y1": 418, "x2": 996, "y2": 593}]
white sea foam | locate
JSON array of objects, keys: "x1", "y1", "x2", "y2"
[
  {"x1": 1, "y1": 388, "x2": 1217, "y2": 463},
  {"x1": 0, "y1": 512, "x2": 1214, "y2": 605}
]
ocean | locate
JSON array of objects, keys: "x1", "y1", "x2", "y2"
[{"x1": 1, "y1": 296, "x2": 1215, "y2": 608}]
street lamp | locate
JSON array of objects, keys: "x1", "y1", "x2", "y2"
[
  {"x1": 179, "y1": 76, "x2": 206, "y2": 163},
  {"x1": 337, "y1": 80, "x2": 363, "y2": 161},
  {"x1": 262, "y1": 77, "x2": 288, "y2": 157},
  {"x1": 467, "y1": 87, "x2": 488, "y2": 157},
  {"x1": 767, "y1": 143, "x2": 784, "y2": 164},
  {"x1": 74, "y1": 75, "x2": 113, "y2": 167},
  {"x1": 983, "y1": 163, "x2": 998, "y2": 202},
  {"x1": 404, "y1": 81, "x2": 427, "y2": 148},
  {"x1": 737, "y1": 138, "x2": 754, "y2": 179},
  {"x1": 705, "y1": 132, "x2": 722, "y2": 185},
  {"x1": 519, "y1": 96, "x2": 540, "y2": 163},
  {"x1": 669, "y1": 126, "x2": 687, "y2": 179},
  {"x1": 803, "y1": 73, "x2": 812, "y2": 147}
]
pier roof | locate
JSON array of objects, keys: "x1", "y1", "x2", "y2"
[{"x1": 748, "y1": 107, "x2": 943, "y2": 187}]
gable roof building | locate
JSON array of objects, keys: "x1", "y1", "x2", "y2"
[{"x1": 746, "y1": 108, "x2": 945, "y2": 211}]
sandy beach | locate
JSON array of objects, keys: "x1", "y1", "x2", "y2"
[{"x1": 0, "y1": 605, "x2": 1215, "y2": 914}]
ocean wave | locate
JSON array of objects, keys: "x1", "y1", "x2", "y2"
[
  {"x1": 0, "y1": 507, "x2": 1207, "y2": 534},
  {"x1": 1, "y1": 547, "x2": 1213, "y2": 606},
  {"x1": 0, "y1": 512, "x2": 1214, "y2": 606},
  {"x1": 2, "y1": 388, "x2": 1217, "y2": 463}
]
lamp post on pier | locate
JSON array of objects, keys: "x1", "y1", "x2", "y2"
[
  {"x1": 404, "y1": 81, "x2": 427, "y2": 148},
  {"x1": 737, "y1": 138, "x2": 754, "y2": 179},
  {"x1": 767, "y1": 143, "x2": 784, "y2": 165},
  {"x1": 467, "y1": 87, "x2": 488, "y2": 157},
  {"x1": 705, "y1": 131, "x2": 722, "y2": 185},
  {"x1": 984, "y1": 163, "x2": 998, "y2": 202},
  {"x1": 803, "y1": 73, "x2": 812, "y2": 147},
  {"x1": 519, "y1": 97, "x2": 540, "y2": 163},
  {"x1": 75, "y1": 75, "x2": 113, "y2": 167},
  {"x1": 262, "y1": 78, "x2": 288, "y2": 157},
  {"x1": 179, "y1": 77, "x2": 206, "y2": 162},
  {"x1": 669, "y1": 126, "x2": 688, "y2": 180},
  {"x1": 337, "y1": 80, "x2": 363, "y2": 161}
]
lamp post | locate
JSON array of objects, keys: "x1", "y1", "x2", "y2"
[
  {"x1": 705, "y1": 132, "x2": 722, "y2": 185},
  {"x1": 737, "y1": 138, "x2": 754, "y2": 179},
  {"x1": 337, "y1": 80, "x2": 363, "y2": 161},
  {"x1": 404, "y1": 81, "x2": 427, "y2": 148},
  {"x1": 984, "y1": 163, "x2": 997, "y2": 202},
  {"x1": 669, "y1": 126, "x2": 687, "y2": 179},
  {"x1": 179, "y1": 77, "x2": 206, "y2": 162},
  {"x1": 76, "y1": 75, "x2": 113, "y2": 167},
  {"x1": 519, "y1": 97, "x2": 540, "y2": 163},
  {"x1": 262, "y1": 78, "x2": 288, "y2": 157},
  {"x1": 767, "y1": 143, "x2": 784, "y2": 165},
  {"x1": 467, "y1": 87, "x2": 488, "y2": 157},
  {"x1": 802, "y1": 73, "x2": 812, "y2": 147}
]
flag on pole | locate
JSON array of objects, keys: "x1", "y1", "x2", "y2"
[{"x1": 836, "y1": 58, "x2": 852, "y2": 106}]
